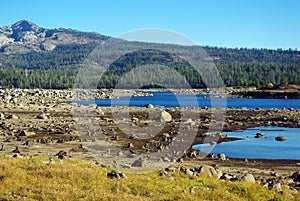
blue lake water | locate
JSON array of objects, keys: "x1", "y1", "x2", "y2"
[
  {"x1": 193, "y1": 126, "x2": 300, "y2": 160},
  {"x1": 76, "y1": 91, "x2": 300, "y2": 109}
]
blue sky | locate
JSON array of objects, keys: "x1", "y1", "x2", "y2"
[{"x1": 1, "y1": 0, "x2": 299, "y2": 49}]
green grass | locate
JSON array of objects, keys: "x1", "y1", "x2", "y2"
[{"x1": 0, "y1": 154, "x2": 299, "y2": 200}]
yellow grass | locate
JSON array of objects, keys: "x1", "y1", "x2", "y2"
[{"x1": 0, "y1": 154, "x2": 299, "y2": 200}]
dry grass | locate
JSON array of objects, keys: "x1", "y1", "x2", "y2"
[{"x1": 0, "y1": 154, "x2": 299, "y2": 200}]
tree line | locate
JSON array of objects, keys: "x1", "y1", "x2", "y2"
[{"x1": 0, "y1": 41, "x2": 299, "y2": 89}]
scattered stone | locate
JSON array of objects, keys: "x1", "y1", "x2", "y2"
[
  {"x1": 198, "y1": 165, "x2": 220, "y2": 178},
  {"x1": 36, "y1": 113, "x2": 47, "y2": 119},
  {"x1": 17, "y1": 130, "x2": 36, "y2": 137},
  {"x1": 271, "y1": 183, "x2": 282, "y2": 192},
  {"x1": 131, "y1": 158, "x2": 144, "y2": 167},
  {"x1": 218, "y1": 153, "x2": 226, "y2": 161},
  {"x1": 144, "y1": 104, "x2": 154, "y2": 108},
  {"x1": 127, "y1": 142, "x2": 134, "y2": 148},
  {"x1": 55, "y1": 150, "x2": 67, "y2": 159},
  {"x1": 12, "y1": 153, "x2": 23, "y2": 158},
  {"x1": 160, "y1": 110, "x2": 172, "y2": 122},
  {"x1": 6, "y1": 114, "x2": 18, "y2": 120},
  {"x1": 107, "y1": 170, "x2": 127, "y2": 179},
  {"x1": 12, "y1": 146, "x2": 20, "y2": 153},
  {"x1": 255, "y1": 133, "x2": 265, "y2": 138},
  {"x1": 185, "y1": 169, "x2": 194, "y2": 176},
  {"x1": 275, "y1": 136, "x2": 286, "y2": 141},
  {"x1": 290, "y1": 172, "x2": 300, "y2": 182},
  {"x1": 240, "y1": 174, "x2": 256, "y2": 183}
]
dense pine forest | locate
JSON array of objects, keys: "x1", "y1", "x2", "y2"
[{"x1": 0, "y1": 41, "x2": 299, "y2": 89}]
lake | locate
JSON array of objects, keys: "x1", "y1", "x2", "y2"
[
  {"x1": 193, "y1": 126, "x2": 300, "y2": 160},
  {"x1": 76, "y1": 91, "x2": 300, "y2": 109}
]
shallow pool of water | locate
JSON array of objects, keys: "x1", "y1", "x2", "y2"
[{"x1": 193, "y1": 126, "x2": 300, "y2": 160}]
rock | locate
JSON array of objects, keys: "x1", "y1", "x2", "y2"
[
  {"x1": 131, "y1": 158, "x2": 144, "y2": 167},
  {"x1": 12, "y1": 146, "x2": 20, "y2": 153},
  {"x1": 12, "y1": 153, "x2": 23, "y2": 158},
  {"x1": 6, "y1": 114, "x2": 18, "y2": 120},
  {"x1": 55, "y1": 150, "x2": 67, "y2": 159},
  {"x1": 218, "y1": 153, "x2": 226, "y2": 161},
  {"x1": 0, "y1": 113, "x2": 5, "y2": 119},
  {"x1": 18, "y1": 130, "x2": 36, "y2": 137},
  {"x1": 240, "y1": 174, "x2": 255, "y2": 183},
  {"x1": 127, "y1": 142, "x2": 134, "y2": 148},
  {"x1": 185, "y1": 169, "x2": 194, "y2": 176},
  {"x1": 255, "y1": 133, "x2": 265, "y2": 138},
  {"x1": 198, "y1": 165, "x2": 220, "y2": 178},
  {"x1": 144, "y1": 104, "x2": 154, "y2": 108},
  {"x1": 36, "y1": 113, "x2": 47, "y2": 119},
  {"x1": 160, "y1": 110, "x2": 172, "y2": 122},
  {"x1": 271, "y1": 183, "x2": 282, "y2": 192},
  {"x1": 107, "y1": 170, "x2": 127, "y2": 179},
  {"x1": 275, "y1": 136, "x2": 286, "y2": 141},
  {"x1": 290, "y1": 172, "x2": 300, "y2": 182}
]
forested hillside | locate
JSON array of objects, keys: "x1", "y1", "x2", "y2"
[{"x1": 0, "y1": 42, "x2": 299, "y2": 89}]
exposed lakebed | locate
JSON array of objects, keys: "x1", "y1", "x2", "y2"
[{"x1": 75, "y1": 92, "x2": 300, "y2": 160}]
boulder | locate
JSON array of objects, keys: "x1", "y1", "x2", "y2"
[
  {"x1": 55, "y1": 150, "x2": 67, "y2": 159},
  {"x1": 131, "y1": 158, "x2": 144, "y2": 167},
  {"x1": 6, "y1": 114, "x2": 18, "y2": 120},
  {"x1": 271, "y1": 183, "x2": 282, "y2": 192},
  {"x1": 185, "y1": 169, "x2": 194, "y2": 176},
  {"x1": 275, "y1": 136, "x2": 286, "y2": 141},
  {"x1": 218, "y1": 153, "x2": 226, "y2": 161},
  {"x1": 36, "y1": 113, "x2": 47, "y2": 119},
  {"x1": 254, "y1": 133, "x2": 265, "y2": 138},
  {"x1": 290, "y1": 172, "x2": 300, "y2": 182},
  {"x1": 144, "y1": 104, "x2": 154, "y2": 108},
  {"x1": 160, "y1": 110, "x2": 172, "y2": 122},
  {"x1": 240, "y1": 174, "x2": 255, "y2": 183},
  {"x1": 18, "y1": 130, "x2": 36, "y2": 137},
  {"x1": 199, "y1": 164, "x2": 220, "y2": 178},
  {"x1": 107, "y1": 170, "x2": 127, "y2": 179}
]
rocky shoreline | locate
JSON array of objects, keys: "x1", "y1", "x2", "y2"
[{"x1": 0, "y1": 88, "x2": 300, "y2": 192}]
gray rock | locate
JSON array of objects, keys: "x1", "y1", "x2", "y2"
[
  {"x1": 145, "y1": 104, "x2": 154, "y2": 108},
  {"x1": 240, "y1": 173, "x2": 255, "y2": 183},
  {"x1": 18, "y1": 130, "x2": 36, "y2": 137},
  {"x1": 199, "y1": 164, "x2": 220, "y2": 178},
  {"x1": 218, "y1": 153, "x2": 226, "y2": 161},
  {"x1": 271, "y1": 183, "x2": 282, "y2": 192},
  {"x1": 160, "y1": 110, "x2": 172, "y2": 122},
  {"x1": 131, "y1": 158, "x2": 144, "y2": 167},
  {"x1": 185, "y1": 169, "x2": 194, "y2": 176},
  {"x1": 6, "y1": 114, "x2": 18, "y2": 120},
  {"x1": 107, "y1": 170, "x2": 127, "y2": 179},
  {"x1": 36, "y1": 113, "x2": 47, "y2": 119}
]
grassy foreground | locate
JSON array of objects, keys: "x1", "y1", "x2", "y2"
[{"x1": 0, "y1": 155, "x2": 299, "y2": 201}]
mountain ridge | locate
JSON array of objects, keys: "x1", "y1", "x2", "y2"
[{"x1": 0, "y1": 20, "x2": 109, "y2": 53}]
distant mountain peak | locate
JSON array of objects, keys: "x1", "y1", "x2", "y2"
[
  {"x1": 12, "y1": 20, "x2": 40, "y2": 32},
  {"x1": 0, "y1": 20, "x2": 108, "y2": 53}
]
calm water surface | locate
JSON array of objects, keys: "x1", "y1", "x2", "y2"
[{"x1": 77, "y1": 92, "x2": 300, "y2": 109}]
